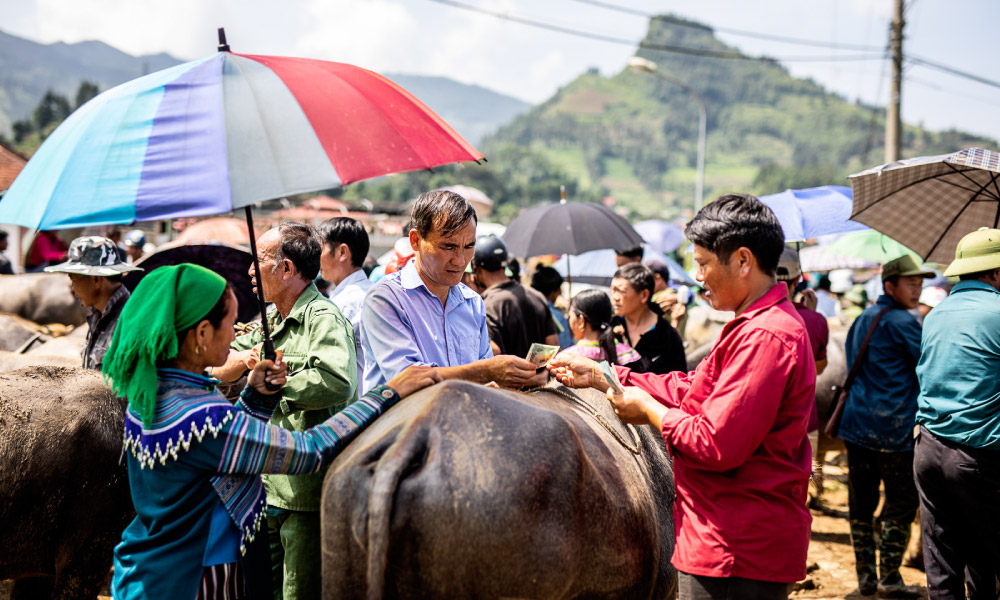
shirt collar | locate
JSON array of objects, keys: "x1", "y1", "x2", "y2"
[
  {"x1": 739, "y1": 282, "x2": 791, "y2": 319},
  {"x1": 951, "y1": 279, "x2": 1000, "y2": 295},
  {"x1": 876, "y1": 294, "x2": 901, "y2": 308},
  {"x1": 281, "y1": 282, "x2": 323, "y2": 325},
  {"x1": 331, "y1": 268, "x2": 370, "y2": 297},
  {"x1": 399, "y1": 259, "x2": 479, "y2": 301},
  {"x1": 157, "y1": 367, "x2": 220, "y2": 389}
]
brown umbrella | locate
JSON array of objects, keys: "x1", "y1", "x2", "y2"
[{"x1": 849, "y1": 147, "x2": 1000, "y2": 263}]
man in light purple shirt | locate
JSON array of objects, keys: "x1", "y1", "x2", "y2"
[{"x1": 360, "y1": 190, "x2": 546, "y2": 394}]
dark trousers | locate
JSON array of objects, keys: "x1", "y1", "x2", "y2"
[
  {"x1": 677, "y1": 572, "x2": 791, "y2": 600},
  {"x1": 914, "y1": 426, "x2": 1000, "y2": 600},
  {"x1": 845, "y1": 441, "x2": 919, "y2": 587}
]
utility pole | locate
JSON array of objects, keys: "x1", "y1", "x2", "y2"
[{"x1": 885, "y1": 0, "x2": 904, "y2": 163}]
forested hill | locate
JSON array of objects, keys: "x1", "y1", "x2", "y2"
[{"x1": 482, "y1": 15, "x2": 997, "y2": 217}]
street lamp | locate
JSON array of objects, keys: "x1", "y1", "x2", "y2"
[{"x1": 628, "y1": 56, "x2": 707, "y2": 213}]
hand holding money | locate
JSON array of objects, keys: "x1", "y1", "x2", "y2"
[
  {"x1": 526, "y1": 343, "x2": 560, "y2": 372},
  {"x1": 598, "y1": 361, "x2": 624, "y2": 401}
]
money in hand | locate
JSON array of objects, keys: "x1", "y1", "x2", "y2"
[
  {"x1": 598, "y1": 360, "x2": 624, "y2": 395},
  {"x1": 526, "y1": 343, "x2": 560, "y2": 367}
]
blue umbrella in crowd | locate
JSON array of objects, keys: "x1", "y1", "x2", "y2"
[
  {"x1": 758, "y1": 185, "x2": 868, "y2": 242},
  {"x1": 633, "y1": 220, "x2": 685, "y2": 254}
]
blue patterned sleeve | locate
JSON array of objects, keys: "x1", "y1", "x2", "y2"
[
  {"x1": 217, "y1": 385, "x2": 400, "y2": 475},
  {"x1": 235, "y1": 385, "x2": 281, "y2": 421}
]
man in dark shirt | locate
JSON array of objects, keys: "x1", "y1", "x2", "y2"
[
  {"x1": 473, "y1": 234, "x2": 558, "y2": 357},
  {"x1": 842, "y1": 254, "x2": 932, "y2": 598},
  {"x1": 45, "y1": 236, "x2": 141, "y2": 369}
]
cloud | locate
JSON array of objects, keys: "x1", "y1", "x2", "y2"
[{"x1": 295, "y1": 0, "x2": 421, "y2": 71}]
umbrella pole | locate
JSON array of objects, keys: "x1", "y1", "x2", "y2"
[
  {"x1": 566, "y1": 255, "x2": 572, "y2": 299},
  {"x1": 244, "y1": 206, "x2": 278, "y2": 364}
]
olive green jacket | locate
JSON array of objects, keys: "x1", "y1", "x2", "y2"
[{"x1": 232, "y1": 283, "x2": 357, "y2": 511}]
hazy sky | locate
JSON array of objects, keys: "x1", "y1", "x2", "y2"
[{"x1": 4, "y1": 0, "x2": 1000, "y2": 145}]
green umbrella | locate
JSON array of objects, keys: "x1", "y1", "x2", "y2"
[{"x1": 824, "y1": 230, "x2": 919, "y2": 264}]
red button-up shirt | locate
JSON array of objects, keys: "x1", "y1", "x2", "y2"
[{"x1": 616, "y1": 283, "x2": 814, "y2": 583}]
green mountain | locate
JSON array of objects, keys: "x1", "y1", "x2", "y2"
[
  {"x1": 481, "y1": 15, "x2": 998, "y2": 218},
  {"x1": 0, "y1": 29, "x2": 179, "y2": 137},
  {"x1": 0, "y1": 30, "x2": 529, "y2": 146}
]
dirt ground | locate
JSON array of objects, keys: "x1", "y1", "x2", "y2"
[
  {"x1": 1, "y1": 459, "x2": 927, "y2": 600},
  {"x1": 793, "y1": 460, "x2": 927, "y2": 599}
]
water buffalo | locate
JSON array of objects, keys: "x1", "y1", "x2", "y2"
[
  {"x1": 0, "y1": 313, "x2": 52, "y2": 353},
  {"x1": 25, "y1": 325, "x2": 88, "y2": 362},
  {"x1": 0, "y1": 351, "x2": 78, "y2": 372},
  {"x1": 0, "y1": 274, "x2": 86, "y2": 327},
  {"x1": 0, "y1": 366, "x2": 132, "y2": 599},
  {"x1": 321, "y1": 380, "x2": 677, "y2": 599}
]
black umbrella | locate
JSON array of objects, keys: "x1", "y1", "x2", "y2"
[
  {"x1": 124, "y1": 243, "x2": 259, "y2": 324},
  {"x1": 501, "y1": 200, "x2": 644, "y2": 258}
]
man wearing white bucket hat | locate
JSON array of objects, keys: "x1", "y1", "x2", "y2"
[
  {"x1": 45, "y1": 236, "x2": 142, "y2": 369},
  {"x1": 915, "y1": 227, "x2": 1000, "y2": 600}
]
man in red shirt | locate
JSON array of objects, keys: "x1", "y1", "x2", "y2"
[{"x1": 551, "y1": 194, "x2": 814, "y2": 599}]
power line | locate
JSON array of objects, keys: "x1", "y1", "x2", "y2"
[
  {"x1": 424, "y1": 0, "x2": 886, "y2": 63},
  {"x1": 907, "y1": 55, "x2": 1000, "y2": 91},
  {"x1": 567, "y1": 0, "x2": 886, "y2": 52}
]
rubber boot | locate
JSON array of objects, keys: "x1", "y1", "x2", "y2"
[
  {"x1": 850, "y1": 519, "x2": 878, "y2": 596},
  {"x1": 876, "y1": 520, "x2": 920, "y2": 598}
]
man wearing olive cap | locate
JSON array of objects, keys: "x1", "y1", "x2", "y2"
[
  {"x1": 45, "y1": 236, "x2": 142, "y2": 369},
  {"x1": 841, "y1": 253, "x2": 933, "y2": 598},
  {"x1": 915, "y1": 228, "x2": 1000, "y2": 600}
]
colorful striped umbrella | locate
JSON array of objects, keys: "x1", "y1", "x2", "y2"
[
  {"x1": 0, "y1": 38, "x2": 483, "y2": 230},
  {"x1": 0, "y1": 29, "x2": 483, "y2": 363}
]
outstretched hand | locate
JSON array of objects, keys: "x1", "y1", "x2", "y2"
[
  {"x1": 547, "y1": 353, "x2": 609, "y2": 392},
  {"x1": 487, "y1": 355, "x2": 549, "y2": 388},
  {"x1": 248, "y1": 350, "x2": 286, "y2": 395},
  {"x1": 386, "y1": 366, "x2": 442, "y2": 399}
]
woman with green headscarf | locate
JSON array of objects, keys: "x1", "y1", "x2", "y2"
[{"x1": 103, "y1": 263, "x2": 440, "y2": 600}]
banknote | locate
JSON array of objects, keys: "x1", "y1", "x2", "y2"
[
  {"x1": 598, "y1": 360, "x2": 624, "y2": 395},
  {"x1": 526, "y1": 343, "x2": 560, "y2": 368}
]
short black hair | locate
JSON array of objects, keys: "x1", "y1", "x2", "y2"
[
  {"x1": 817, "y1": 275, "x2": 832, "y2": 291},
  {"x1": 411, "y1": 190, "x2": 477, "y2": 238},
  {"x1": 684, "y1": 193, "x2": 785, "y2": 275},
  {"x1": 613, "y1": 263, "x2": 655, "y2": 299},
  {"x1": 616, "y1": 246, "x2": 644, "y2": 260},
  {"x1": 0, "y1": 230, "x2": 8, "y2": 241},
  {"x1": 531, "y1": 265, "x2": 564, "y2": 296},
  {"x1": 277, "y1": 222, "x2": 321, "y2": 281},
  {"x1": 319, "y1": 217, "x2": 369, "y2": 269},
  {"x1": 882, "y1": 275, "x2": 899, "y2": 292}
]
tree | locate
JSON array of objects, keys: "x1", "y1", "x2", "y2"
[
  {"x1": 75, "y1": 81, "x2": 100, "y2": 110},
  {"x1": 33, "y1": 91, "x2": 71, "y2": 132}
]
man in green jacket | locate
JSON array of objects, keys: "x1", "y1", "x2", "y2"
[{"x1": 215, "y1": 222, "x2": 356, "y2": 600}]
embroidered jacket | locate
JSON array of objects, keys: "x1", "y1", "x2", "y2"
[{"x1": 112, "y1": 369, "x2": 398, "y2": 600}]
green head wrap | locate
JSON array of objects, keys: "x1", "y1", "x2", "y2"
[{"x1": 102, "y1": 263, "x2": 227, "y2": 427}]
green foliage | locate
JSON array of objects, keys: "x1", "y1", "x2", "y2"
[
  {"x1": 10, "y1": 81, "x2": 101, "y2": 151},
  {"x1": 74, "y1": 81, "x2": 99, "y2": 110}
]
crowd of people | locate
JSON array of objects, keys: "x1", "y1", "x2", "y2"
[{"x1": 32, "y1": 188, "x2": 998, "y2": 600}]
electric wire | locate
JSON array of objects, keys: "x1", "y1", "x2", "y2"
[{"x1": 423, "y1": 0, "x2": 887, "y2": 63}]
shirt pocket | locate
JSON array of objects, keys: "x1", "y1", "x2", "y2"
[{"x1": 281, "y1": 351, "x2": 309, "y2": 377}]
